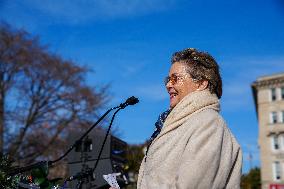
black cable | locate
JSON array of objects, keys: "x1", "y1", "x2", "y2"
[
  {"x1": 50, "y1": 108, "x2": 115, "y2": 165},
  {"x1": 92, "y1": 107, "x2": 121, "y2": 172},
  {"x1": 8, "y1": 96, "x2": 139, "y2": 178},
  {"x1": 65, "y1": 108, "x2": 121, "y2": 183}
]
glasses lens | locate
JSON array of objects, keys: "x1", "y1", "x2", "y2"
[
  {"x1": 164, "y1": 75, "x2": 178, "y2": 85},
  {"x1": 164, "y1": 76, "x2": 170, "y2": 85}
]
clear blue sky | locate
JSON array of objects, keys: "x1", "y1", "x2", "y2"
[{"x1": 1, "y1": 0, "x2": 284, "y2": 173}]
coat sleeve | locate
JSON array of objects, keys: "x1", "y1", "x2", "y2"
[{"x1": 174, "y1": 118, "x2": 242, "y2": 189}]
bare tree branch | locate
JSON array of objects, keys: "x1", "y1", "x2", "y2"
[{"x1": 0, "y1": 23, "x2": 107, "y2": 166}]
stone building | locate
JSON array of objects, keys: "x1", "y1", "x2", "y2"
[{"x1": 252, "y1": 73, "x2": 284, "y2": 189}]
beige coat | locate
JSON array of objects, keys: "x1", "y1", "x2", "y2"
[{"x1": 137, "y1": 90, "x2": 242, "y2": 189}]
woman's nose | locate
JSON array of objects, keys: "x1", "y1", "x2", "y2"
[{"x1": 166, "y1": 80, "x2": 173, "y2": 90}]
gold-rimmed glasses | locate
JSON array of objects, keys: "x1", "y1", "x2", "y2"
[{"x1": 164, "y1": 73, "x2": 190, "y2": 86}]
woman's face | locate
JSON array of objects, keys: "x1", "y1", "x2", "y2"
[{"x1": 166, "y1": 62, "x2": 200, "y2": 108}]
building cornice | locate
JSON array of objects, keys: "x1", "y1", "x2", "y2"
[
  {"x1": 252, "y1": 77, "x2": 284, "y2": 89},
  {"x1": 251, "y1": 73, "x2": 284, "y2": 120}
]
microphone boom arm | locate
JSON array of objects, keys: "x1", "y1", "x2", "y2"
[
  {"x1": 51, "y1": 96, "x2": 138, "y2": 165},
  {"x1": 50, "y1": 107, "x2": 116, "y2": 165},
  {"x1": 8, "y1": 96, "x2": 139, "y2": 176}
]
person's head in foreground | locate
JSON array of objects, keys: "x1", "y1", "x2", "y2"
[{"x1": 165, "y1": 48, "x2": 222, "y2": 108}]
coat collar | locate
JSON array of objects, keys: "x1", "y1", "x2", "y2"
[{"x1": 154, "y1": 89, "x2": 220, "y2": 141}]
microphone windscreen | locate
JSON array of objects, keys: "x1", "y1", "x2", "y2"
[{"x1": 126, "y1": 96, "x2": 139, "y2": 105}]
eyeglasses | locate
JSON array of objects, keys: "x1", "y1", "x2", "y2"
[{"x1": 164, "y1": 73, "x2": 189, "y2": 86}]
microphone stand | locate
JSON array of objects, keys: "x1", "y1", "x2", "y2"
[
  {"x1": 8, "y1": 106, "x2": 118, "y2": 177},
  {"x1": 69, "y1": 107, "x2": 123, "y2": 189},
  {"x1": 8, "y1": 96, "x2": 139, "y2": 189},
  {"x1": 93, "y1": 108, "x2": 121, "y2": 171},
  {"x1": 65, "y1": 96, "x2": 138, "y2": 187},
  {"x1": 50, "y1": 106, "x2": 119, "y2": 165},
  {"x1": 8, "y1": 161, "x2": 49, "y2": 176}
]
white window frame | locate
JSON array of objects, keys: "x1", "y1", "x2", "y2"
[
  {"x1": 270, "y1": 112, "x2": 278, "y2": 124},
  {"x1": 281, "y1": 135, "x2": 284, "y2": 150},
  {"x1": 281, "y1": 111, "x2": 284, "y2": 123},
  {"x1": 271, "y1": 88, "x2": 277, "y2": 101},
  {"x1": 281, "y1": 87, "x2": 284, "y2": 100},
  {"x1": 271, "y1": 135, "x2": 280, "y2": 150},
  {"x1": 273, "y1": 161, "x2": 281, "y2": 181}
]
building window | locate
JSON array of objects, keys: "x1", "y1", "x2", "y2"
[
  {"x1": 273, "y1": 161, "x2": 281, "y2": 181},
  {"x1": 282, "y1": 135, "x2": 284, "y2": 150},
  {"x1": 271, "y1": 135, "x2": 280, "y2": 150},
  {"x1": 271, "y1": 88, "x2": 277, "y2": 101},
  {"x1": 282, "y1": 87, "x2": 284, "y2": 100},
  {"x1": 271, "y1": 112, "x2": 278, "y2": 124}
]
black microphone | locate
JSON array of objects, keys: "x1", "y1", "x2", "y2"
[
  {"x1": 119, "y1": 96, "x2": 139, "y2": 109},
  {"x1": 125, "y1": 96, "x2": 139, "y2": 105}
]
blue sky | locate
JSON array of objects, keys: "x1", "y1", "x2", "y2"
[{"x1": 1, "y1": 0, "x2": 284, "y2": 173}]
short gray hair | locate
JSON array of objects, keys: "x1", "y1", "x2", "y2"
[{"x1": 171, "y1": 48, "x2": 222, "y2": 99}]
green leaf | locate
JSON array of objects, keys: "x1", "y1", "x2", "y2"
[
  {"x1": 31, "y1": 164, "x2": 49, "y2": 178},
  {"x1": 34, "y1": 177, "x2": 46, "y2": 185}
]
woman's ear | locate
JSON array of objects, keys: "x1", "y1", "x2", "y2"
[{"x1": 196, "y1": 80, "x2": 208, "y2": 91}]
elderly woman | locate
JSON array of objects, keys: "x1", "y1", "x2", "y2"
[
  {"x1": 137, "y1": 48, "x2": 242, "y2": 189},
  {"x1": 110, "y1": 48, "x2": 242, "y2": 189}
]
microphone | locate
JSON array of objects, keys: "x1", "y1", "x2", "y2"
[{"x1": 119, "y1": 96, "x2": 139, "y2": 109}]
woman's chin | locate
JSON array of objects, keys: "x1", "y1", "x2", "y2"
[{"x1": 170, "y1": 98, "x2": 179, "y2": 108}]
